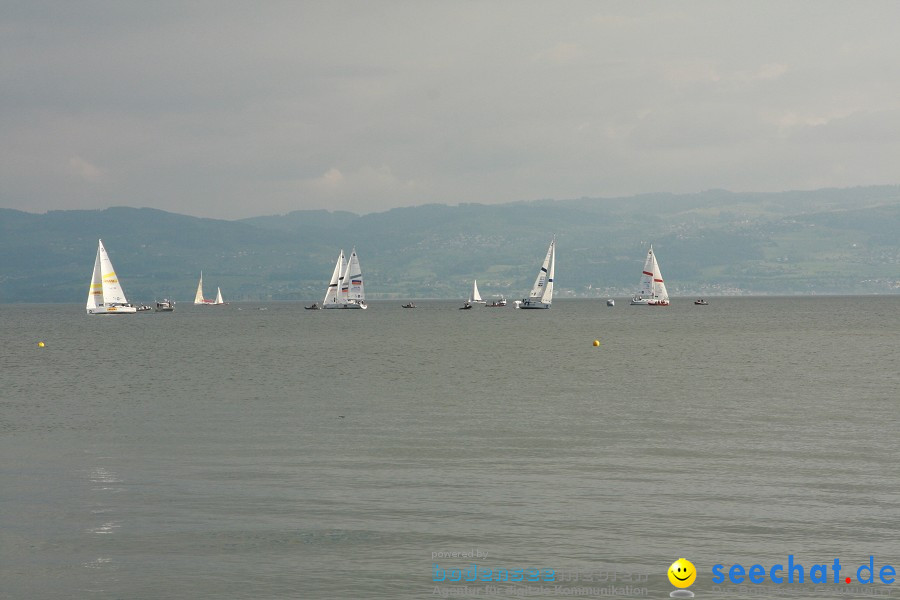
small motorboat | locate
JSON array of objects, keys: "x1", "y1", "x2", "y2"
[
  {"x1": 402, "y1": 302, "x2": 417, "y2": 308},
  {"x1": 155, "y1": 299, "x2": 175, "y2": 312},
  {"x1": 305, "y1": 303, "x2": 321, "y2": 310},
  {"x1": 459, "y1": 302, "x2": 472, "y2": 310},
  {"x1": 486, "y1": 297, "x2": 507, "y2": 307},
  {"x1": 694, "y1": 298, "x2": 709, "y2": 305},
  {"x1": 136, "y1": 304, "x2": 153, "y2": 312}
]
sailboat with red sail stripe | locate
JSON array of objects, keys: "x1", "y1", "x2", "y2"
[{"x1": 630, "y1": 245, "x2": 669, "y2": 306}]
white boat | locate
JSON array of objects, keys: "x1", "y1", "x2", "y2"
[
  {"x1": 194, "y1": 272, "x2": 225, "y2": 305},
  {"x1": 517, "y1": 237, "x2": 555, "y2": 309},
  {"x1": 469, "y1": 280, "x2": 486, "y2": 304},
  {"x1": 630, "y1": 245, "x2": 669, "y2": 306},
  {"x1": 86, "y1": 239, "x2": 137, "y2": 314},
  {"x1": 323, "y1": 248, "x2": 367, "y2": 309},
  {"x1": 155, "y1": 299, "x2": 175, "y2": 312},
  {"x1": 487, "y1": 297, "x2": 507, "y2": 307}
]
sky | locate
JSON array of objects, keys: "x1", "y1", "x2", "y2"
[{"x1": 3, "y1": 1, "x2": 900, "y2": 219}]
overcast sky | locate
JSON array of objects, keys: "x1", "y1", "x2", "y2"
[{"x1": 3, "y1": 1, "x2": 900, "y2": 219}]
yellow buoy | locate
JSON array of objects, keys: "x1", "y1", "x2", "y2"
[
  {"x1": 38, "y1": 341, "x2": 45, "y2": 348},
  {"x1": 592, "y1": 339, "x2": 600, "y2": 347}
]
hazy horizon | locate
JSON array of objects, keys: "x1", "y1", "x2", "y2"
[{"x1": 4, "y1": 2, "x2": 900, "y2": 219}]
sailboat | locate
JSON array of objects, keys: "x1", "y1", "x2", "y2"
[
  {"x1": 516, "y1": 237, "x2": 556, "y2": 309},
  {"x1": 468, "y1": 280, "x2": 486, "y2": 305},
  {"x1": 86, "y1": 239, "x2": 137, "y2": 314},
  {"x1": 194, "y1": 272, "x2": 225, "y2": 305},
  {"x1": 322, "y1": 248, "x2": 367, "y2": 309},
  {"x1": 630, "y1": 245, "x2": 669, "y2": 306}
]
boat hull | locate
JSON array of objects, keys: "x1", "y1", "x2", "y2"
[
  {"x1": 87, "y1": 305, "x2": 137, "y2": 315},
  {"x1": 323, "y1": 302, "x2": 367, "y2": 310},
  {"x1": 518, "y1": 300, "x2": 551, "y2": 309}
]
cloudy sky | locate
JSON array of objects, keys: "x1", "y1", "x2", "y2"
[{"x1": 3, "y1": 1, "x2": 900, "y2": 219}]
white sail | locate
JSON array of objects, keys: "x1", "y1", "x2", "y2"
[
  {"x1": 471, "y1": 280, "x2": 484, "y2": 303},
  {"x1": 194, "y1": 272, "x2": 206, "y2": 304},
  {"x1": 650, "y1": 251, "x2": 669, "y2": 302},
  {"x1": 345, "y1": 249, "x2": 365, "y2": 302},
  {"x1": 519, "y1": 237, "x2": 555, "y2": 309},
  {"x1": 529, "y1": 239, "x2": 554, "y2": 299},
  {"x1": 98, "y1": 240, "x2": 128, "y2": 305},
  {"x1": 323, "y1": 250, "x2": 345, "y2": 305},
  {"x1": 214, "y1": 287, "x2": 224, "y2": 305},
  {"x1": 540, "y1": 242, "x2": 555, "y2": 304},
  {"x1": 86, "y1": 247, "x2": 103, "y2": 311},
  {"x1": 338, "y1": 253, "x2": 349, "y2": 303},
  {"x1": 639, "y1": 246, "x2": 654, "y2": 298}
]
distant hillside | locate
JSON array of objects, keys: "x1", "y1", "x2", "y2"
[{"x1": 2, "y1": 186, "x2": 900, "y2": 303}]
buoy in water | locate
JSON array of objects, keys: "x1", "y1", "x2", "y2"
[
  {"x1": 38, "y1": 341, "x2": 45, "y2": 348},
  {"x1": 592, "y1": 339, "x2": 600, "y2": 347}
]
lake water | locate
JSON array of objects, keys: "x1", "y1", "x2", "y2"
[{"x1": 2, "y1": 297, "x2": 899, "y2": 599}]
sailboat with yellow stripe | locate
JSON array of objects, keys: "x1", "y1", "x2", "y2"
[{"x1": 86, "y1": 239, "x2": 137, "y2": 314}]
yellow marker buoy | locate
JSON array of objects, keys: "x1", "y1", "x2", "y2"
[
  {"x1": 592, "y1": 339, "x2": 600, "y2": 347},
  {"x1": 38, "y1": 341, "x2": 45, "y2": 348}
]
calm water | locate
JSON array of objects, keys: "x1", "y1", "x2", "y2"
[{"x1": 2, "y1": 298, "x2": 899, "y2": 599}]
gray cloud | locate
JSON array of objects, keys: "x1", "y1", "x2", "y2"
[{"x1": 2, "y1": 1, "x2": 899, "y2": 218}]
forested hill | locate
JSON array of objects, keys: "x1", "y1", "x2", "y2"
[{"x1": 2, "y1": 186, "x2": 899, "y2": 303}]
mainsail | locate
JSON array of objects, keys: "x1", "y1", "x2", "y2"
[
  {"x1": 638, "y1": 247, "x2": 655, "y2": 299},
  {"x1": 529, "y1": 238, "x2": 555, "y2": 299},
  {"x1": 649, "y1": 250, "x2": 669, "y2": 303},
  {"x1": 323, "y1": 250, "x2": 345, "y2": 305},
  {"x1": 471, "y1": 280, "x2": 484, "y2": 303},
  {"x1": 540, "y1": 241, "x2": 555, "y2": 304},
  {"x1": 194, "y1": 272, "x2": 206, "y2": 304},
  {"x1": 344, "y1": 249, "x2": 365, "y2": 303},
  {"x1": 98, "y1": 239, "x2": 128, "y2": 305}
]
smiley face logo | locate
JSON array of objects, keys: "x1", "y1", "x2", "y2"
[{"x1": 668, "y1": 558, "x2": 696, "y2": 588}]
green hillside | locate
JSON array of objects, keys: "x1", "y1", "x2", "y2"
[{"x1": 2, "y1": 186, "x2": 899, "y2": 303}]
